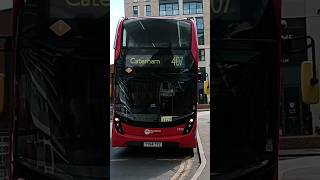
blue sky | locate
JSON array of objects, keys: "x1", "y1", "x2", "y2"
[{"x1": 110, "y1": 0, "x2": 124, "y2": 64}]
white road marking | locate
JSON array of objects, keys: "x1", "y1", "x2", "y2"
[{"x1": 190, "y1": 130, "x2": 207, "y2": 180}]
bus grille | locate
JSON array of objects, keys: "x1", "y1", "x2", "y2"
[{"x1": 0, "y1": 135, "x2": 9, "y2": 179}]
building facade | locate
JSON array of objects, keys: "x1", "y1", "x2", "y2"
[{"x1": 124, "y1": 0, "x2": 210, "y2": 104}]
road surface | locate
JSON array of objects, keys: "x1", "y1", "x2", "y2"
[{"x1": 279, "y1": 156, "x2": 320, "y2": 180}]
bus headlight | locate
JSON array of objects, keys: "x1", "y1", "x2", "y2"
[
  {"x1": 184, "y1": 118, "x2": 195, "y2": 135},
  {"x1": 114, "y1": 117, "x2": 124, "y2": 134}
]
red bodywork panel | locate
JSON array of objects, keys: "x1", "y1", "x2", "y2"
[
  {"x1": 114, "y1": 18, "x2": 124, "y2": 64},
  {"x1": 191, "y1": 18, "x2": 199, "y2": 65},
  {"x1": 112, "y1": 121, "x2": 197, "y2": 148},
  {"x1": 122, "y1": 123, "x2": 186, "y2": 137}
]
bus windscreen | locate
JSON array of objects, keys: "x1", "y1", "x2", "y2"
[{"x1": 122, "y1": 19, "x2": 191, "y2": 49}]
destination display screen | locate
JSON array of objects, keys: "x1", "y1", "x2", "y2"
[
  {"x1": 126, "y1": 54, "x2": 186, "y2": 68},
  {"x1": 50, "y1": 0, "x2": 108, "y2": 19}
]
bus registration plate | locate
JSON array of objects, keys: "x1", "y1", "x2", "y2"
[
  {"x1": 143, "y1": 142, "x2": 162, "y2": 147},
  {"x1": 161, "y1": 116, "x2": 172, "y2": 122}
]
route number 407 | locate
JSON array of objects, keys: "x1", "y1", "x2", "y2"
[
  {"x1": 171, "y1": 56, "x2": 183, "y2": 67},
  {"x1": 212, "y1": 0, "x2": 231, "y2": 14}
]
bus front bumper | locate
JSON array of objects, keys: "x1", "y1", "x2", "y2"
[{"x1": 111, "y1": 130, "x2": 197, "y2": 148}]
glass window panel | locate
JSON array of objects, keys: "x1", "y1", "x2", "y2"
[
  {"x1": 166, "y1": 10, "x2": 172, "y2": 15},
  {"x1": 160, "y1": 4, "x2": 165, "y2": 11},
  {"x1": 198, "y1": 32, "x2": 204, "y2": 45},
  {"x1": 166, "y1": 4, "x2": 172, "y2": 9},
  {"x1": 199, "y1": 49, "x2": 205, "y2": 61},
  {"x1": 184, "y1": 3, "x2": 189, "y2": 10},
  {"x1": 123, "y1": 18, "x2": 192, "y2": 48},
  {"x1": 196, "y1": 18, "x2": 204, "y2": 29},
  {"x1": 197, "y1": 2, "x2": 202, "y2": 9},
  {"x1": 133, "y1": 6, "x2": 139, "y2": 16},
  {"x1": 160, "y1": 10, "x2": 166, "y2": 16},
  {"x1": 173, "y1": 4, "x2": 179, "y2": 10},
  {"x1": 190, "y1": 2, "x2": 196, "y2": 9},
  {"x1": 173, "y1": 10, "x2": 179, "y2": 15},
  {"x1": 197, "y1": 3, "x2": 203, "y2": 14}
]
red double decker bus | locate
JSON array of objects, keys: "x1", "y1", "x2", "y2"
[{"x1": 111, "y1": 17, "x2": 199, "y2": 150}]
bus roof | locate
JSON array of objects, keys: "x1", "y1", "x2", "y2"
[{"x1": 122, "y1": 16, "x2": 195, "y2": 22}]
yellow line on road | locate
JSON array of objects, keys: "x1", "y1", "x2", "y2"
[{"x1": 170, "y1": 156, "x2": 194, "y2": 180}]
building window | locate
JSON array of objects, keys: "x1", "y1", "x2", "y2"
[
  {"x1": 183, "y1": 2, "x2": 203, "y2": 15},
  {"x1": 133, "y1": 0, "x2": 139, "y2": 2},
  {"x1": 199, "y1": 67, "x2": 206, "y2": 82},
  {"x1": 145, "y1": 5, "x2": 151, "y2": 16},
  {"x1": 196, "y1": 17, "x2": 204, "y2": 45},
  {"x1": 199, "y1": 49, "x2": 205, "y2": 61},
  {"x1": 159, "y1": 3, "x2": 179, "y2": 16},
  {"x1": 133, "y1": 6, "x2": 139, "y2": 17}
]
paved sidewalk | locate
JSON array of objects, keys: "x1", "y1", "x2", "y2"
[
  {"x1": 197, "y1": 111, "x2": 210, "y2": 180},
  {"x1": 279, "y1": 155, "x2": 320, "y2": 180}
]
